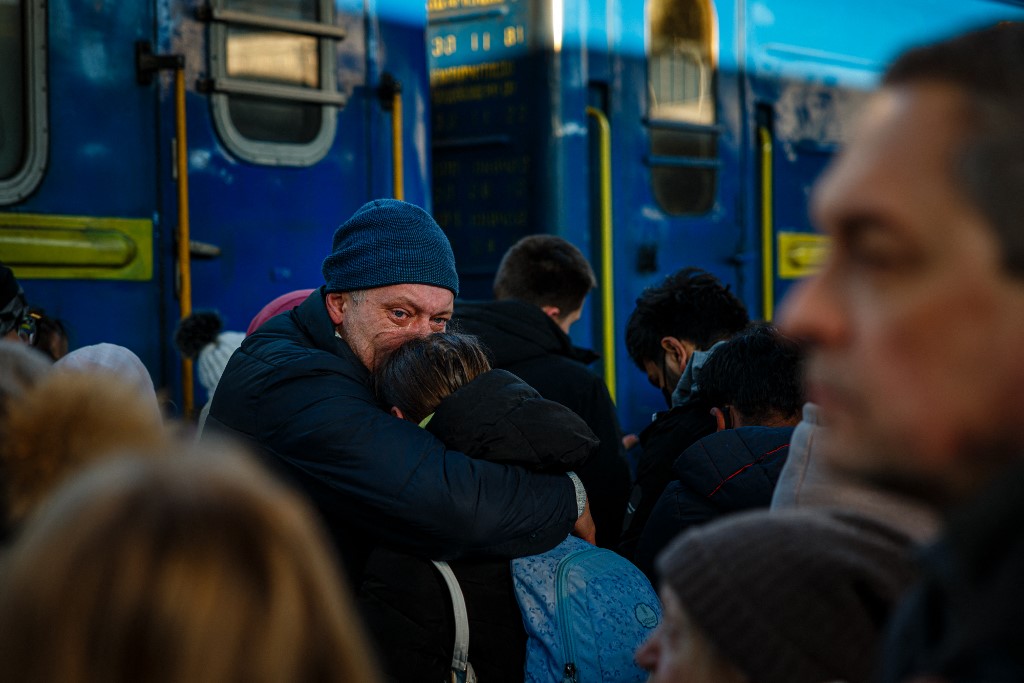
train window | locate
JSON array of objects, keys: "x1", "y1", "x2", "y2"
[
  {"x1": 648, "y1": 0, "x2": 715, "y2": 124},
  {"x1": 203, "y1": 0, "x2": 346, "y2": 165},
  {"x1": 646, "y1": 0, "x2": 718, "y2": 216},
  {"x1": 0, "y1": 0, "x2": 47, "y2": 204}
]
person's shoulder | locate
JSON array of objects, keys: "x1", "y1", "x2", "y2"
[
  {"x1": 670, "y1": 428, "x2": 791, "y2": 510},
  {"x1": 676, "y1": 426, "x2": 793, "y2": 469},
  {"x1": 225, "y1": 316, "x2": 368, "y2": 401},
  {"x1": 639, "y1": 402, "x2": 716, "y2": 448}
]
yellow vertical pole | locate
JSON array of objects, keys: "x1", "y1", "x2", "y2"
[
  {"x1": 759, "y1": 127, "x2": 774, "y2": 321},
  {"x1": 175, "y1": 66, "x2": 194, "y2": 418},
  {"x1": 392, "y1": 89, "x2": 404, "y2": 200},
  {"x1": 586, "y1": 106, "x2": 616, "y2": 403}
]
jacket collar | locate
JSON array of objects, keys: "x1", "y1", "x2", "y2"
[{"x1": 294, "y1": 287, "x2": 369, "y2": 382}]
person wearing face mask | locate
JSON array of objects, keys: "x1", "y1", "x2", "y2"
[{"x1": 618, "y1": 267, "x2": 749, "y2": 561}]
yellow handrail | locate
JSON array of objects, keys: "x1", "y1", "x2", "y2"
[
  {"x1": 391, "y1": 88, "x2": 404, "y2": 200},
  {"x1": 758, "y1": 126, "x2": 774, "y2": 321},
  {"x1": 175, "y1": 66, "x2": 195, "y2": 418},
  {"x1": 586, "y1": 106, "x2": 616, "y2": 403}
]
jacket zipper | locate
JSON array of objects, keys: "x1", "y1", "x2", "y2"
[{"x1": 556, "y1": 547, "x2": 601, "y2": 683}]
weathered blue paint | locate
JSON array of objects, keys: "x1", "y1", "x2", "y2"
[
  {"x1": 428, "y1": 0, "x2": 1024, "y2": 434},
  {"x1": 5, "y1": 0, "x2": 1023, "y2": 426},
  {"x1": 4, "y1": 0, "x2": 432, "y2": 412}
]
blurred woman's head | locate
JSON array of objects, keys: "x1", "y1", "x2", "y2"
[
  {"x1": 0, "y1": 447, "x2": 382, "y2": 683},
  {"x1": 1, "y1": 369, "x2": 169, "y2": 528}
]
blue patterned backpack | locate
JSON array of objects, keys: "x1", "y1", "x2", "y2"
[{"x1": 512, "y1": 536, "x2": 661, "y2": 682}]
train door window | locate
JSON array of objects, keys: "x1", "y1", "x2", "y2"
[
  {"x1": 203, "y1": 0, "x2": 347, "y2": 166},
  {"x1": 646, "y1": 0, "x2": 718, "y2": 216},
  {"x1": 0, "y1": 0, "x2": 47, "y2": 204}
]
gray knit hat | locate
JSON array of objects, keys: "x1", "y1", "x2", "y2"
[
  {"x1": 322, "y1": 199, "x2": 459, "y2": 295},
  {"x1": 656, "y1": 509, "x2": 917, "y2": 683}
]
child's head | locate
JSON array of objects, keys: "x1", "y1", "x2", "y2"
[{"x1": 373, "y1": 332, "x2": 491, "y2": 424}]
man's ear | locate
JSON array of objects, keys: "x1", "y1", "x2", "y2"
[
  {"x1": 659, "y1": 336, "x2": 689, "y2": 375},
  {"x1": 541, "y1": 305, "x2": 562, "y2": 321},
  {"x1": 390, "y1": 406, "x2": 406, "y2": 420},
  {"x1": 711, "y1": 406, "x2": 728, "y2": 432},
  {"x1": 325, "y1": 293, "x2": 346, "y2": 325}
]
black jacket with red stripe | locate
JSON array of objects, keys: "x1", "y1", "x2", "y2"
[{"x1": 633, "y1": 426, "x2": 793, "y2": 582}]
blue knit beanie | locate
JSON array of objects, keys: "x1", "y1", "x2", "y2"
[{"x1": 322, "y1": 199, "x2": 459, "y2": 296}]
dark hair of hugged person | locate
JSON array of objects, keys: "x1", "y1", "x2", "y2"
[{"x1": 373, "y1": 332, "x2": 491, "y2": 425}]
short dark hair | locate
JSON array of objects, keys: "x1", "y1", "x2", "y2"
[
  {"x1": 373, "y1": 333, "x2": 491, "y2": 424},
  {"x1": 625, "y1": 267, "x2": 749, "y2": 369},
  {"x1": 698, "y1": 323, "x2": 804, "y2": 425},
  {"x1": 883, "y1": 22, "x2": 1024, "y2": 276},
  {"x1": 493, "y1": 235, "x2": 597, "y2": 319}
]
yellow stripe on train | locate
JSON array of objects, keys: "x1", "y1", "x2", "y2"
[{"x1": 0, "y1": 213, "x2": 153, "y2": 281}]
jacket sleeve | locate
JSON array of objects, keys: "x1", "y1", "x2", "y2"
[
  {"x1": 570, "y1": 374, "x2": 632, "y2": 549},
  {"x1": 256, "y1": 367, "x2": 577, "y2": 560}
]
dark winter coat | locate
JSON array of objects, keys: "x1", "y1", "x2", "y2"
[
  {"x1": 634, "y1": 426, "x2": 793, "y2": 581},
  {"x1": 358, "y1": 369, "x2": 599, "y2": 682},
  {"x1": 619, "y1": 401, "x2": 716, "y2": 560},
  {"x1": 205, "y1": 290, "x2": 579, "y2": 581},
  {"x1": 454, "y1": 299, "x2": 631, "y2": 548},
  {"x1": 878, "y1": 461, "x2": 1024, "y2": 683}
]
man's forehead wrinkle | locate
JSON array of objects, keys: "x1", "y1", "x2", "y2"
[{"x1": 366, "y1": 286, "x2": 454, "y2": 313}]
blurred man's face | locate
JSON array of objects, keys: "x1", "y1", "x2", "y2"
[
  {"x1": 778, "y1": 83, "x2": 1024, "y2": 503},
  {"x1": 326, "y1": 284, "x2": 453, "y2": 370}
]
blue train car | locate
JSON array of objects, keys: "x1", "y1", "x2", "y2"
[
  {"x1": 5, "y1": 0, "x2": 1024, "y2": 428},
  {"x1": 1, "y1": 0, "x2": 431, "y2": 413},
  {"x1": 428, "y1": 0, "x2": 1024, "y2": 433}
]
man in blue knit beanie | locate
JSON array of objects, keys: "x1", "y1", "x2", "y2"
[
  {"x1": 320, "y1": 199, "x2": 460, "y2": 370},
  {"x1": 206, "y1": 199, "x2": 593, "y2": 583}
]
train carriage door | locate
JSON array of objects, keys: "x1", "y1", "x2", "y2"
[
  {"x1": 601, "y1": 0, "x2": 746, "y2": 432},
  {"x1": 1, "y1": 0, "x2": 166, "y2": 379},
  {"x1": 163, "y1": 0, "x2": 432, "y2": 414}
]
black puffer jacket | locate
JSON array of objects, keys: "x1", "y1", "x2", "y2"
[
  {"x1": 634, "y1": 426, "x2": 792, "y2": 581},
  {"x1": 359, "y1": 369, "x2": 599, "y2": 682},
  {"x1": 619, "y1": 402, "x2": 717, "y2": 561},
  {"x1": 205, "y1": 289, "x2": 579, "y2": 581},
  {"x1": 454, "y1": 299, "x2": 631, "y2": 548}
]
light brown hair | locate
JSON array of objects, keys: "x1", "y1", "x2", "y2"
[
  {"x1": 1, "y1": 370, "x2": 169, "y2": 526},
  {"x1": 0, "y1": 448, "x2": 382, "y2": 683}
]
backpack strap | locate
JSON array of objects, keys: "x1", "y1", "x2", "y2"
[{"x1": 432, "y1": 560, "x2": 472, "y2": 683}]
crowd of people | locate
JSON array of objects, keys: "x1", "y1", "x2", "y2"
[{"x1": 1, "y1": 21, "x2": 1023, "y2": 682}]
